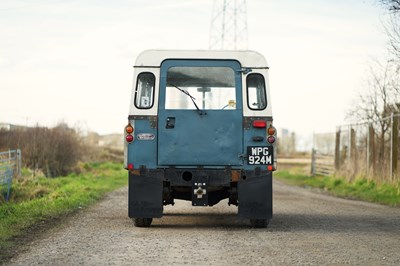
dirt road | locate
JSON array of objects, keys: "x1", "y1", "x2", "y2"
[{"x1": 7, "y1": 180, "x2": 400, "y2": 265}]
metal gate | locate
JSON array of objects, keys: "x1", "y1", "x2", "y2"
[{"x1": 0, "y1": 149, "x2": 21, "y2": 201}]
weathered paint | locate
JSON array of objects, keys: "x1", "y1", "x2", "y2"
[
  {"x1": 128, "y1": 118, "x2": 157, "y2": 169},
  {"x1": 157, "y1": 59, "x2": 243, "y2": 167}
]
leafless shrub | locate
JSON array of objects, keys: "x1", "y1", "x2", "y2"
[{"x1": 0, "y1": 124, "x2": 83, "y2": 177}]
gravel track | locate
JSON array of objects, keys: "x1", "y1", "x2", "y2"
[{"x1": 7, "y1": 180, "x2": 400, "y2": 265}]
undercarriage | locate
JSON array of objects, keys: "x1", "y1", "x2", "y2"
[{"x1": 128, "y1": 167, "x2": 272, "y2": 228}]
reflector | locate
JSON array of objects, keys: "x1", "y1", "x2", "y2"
[
  {"x1": 267, "y1": 136, "x2": 275, "y2": 143},
  {"x1": 252, "y1": 120, "x2": 266, "y2": 128}
]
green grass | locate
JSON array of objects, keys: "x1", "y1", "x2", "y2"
[
  {"x1": 275, "y1": 167, "x2": 400, "y2": 206},
  {"x1": 0, "y1": 162, "x2": 127, "y2": 256}
]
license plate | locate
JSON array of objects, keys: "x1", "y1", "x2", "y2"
[{"x1": 247, "y1": 146, "x2": 273, "y2": 165}]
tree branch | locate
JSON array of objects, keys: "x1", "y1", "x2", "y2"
[{"x1": 380, "y1": 0, "x2": 400, "y2": 11}]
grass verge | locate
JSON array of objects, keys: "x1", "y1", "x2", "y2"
[
  {"x1": 275, "y1": 167, "x2": 400, "y2": 207},
  {"x1": 0, "y1": 162, "x2": 127, "y2": 261}
]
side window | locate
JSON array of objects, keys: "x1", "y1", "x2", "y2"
[
  {"x1": 247, "y1": 74, "x2": 267, "y2": 110},
  {"x1": 134, "y1": 72, "x2": 155, "y2": 109}
]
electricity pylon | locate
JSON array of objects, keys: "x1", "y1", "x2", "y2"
[{"x1": 209, "y1": 0, "x2": 248, "y2": 50}]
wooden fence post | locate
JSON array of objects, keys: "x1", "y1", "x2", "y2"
[
  {"x1": 391, "y1": 113, "x2": 398, "y2": 181},
  {"x1": 335, "y1": 128, "x2": 341, "y2": 171},
  {"x1": 311, "y1": 148, "x2": 316, "y2": 175},
  {"x1": 350, "y1": 128, "x2": 357, "y2": 174},
  {"x1": 17, "y1": 149, "x2": 21, "y2": 176},
  {"x1": 368, "y1": 124, "x2": 375, "y2": 176}
]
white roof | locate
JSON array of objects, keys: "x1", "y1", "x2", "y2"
[{"x1": 134, "y1": 49, "x2": 268, "y2": 68}]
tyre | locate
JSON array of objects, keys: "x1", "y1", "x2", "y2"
[
  {"x1": 133, "y1": 218, "x2": 153, "y2": 227},
  {"x1": 250, "y1": 219, "x2": 269, "y2": 228}
]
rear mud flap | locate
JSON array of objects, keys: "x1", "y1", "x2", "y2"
[
  {"x1": 129, "y1": 173, "x2": 163, "y2": 218},
  {"x1": 237, "y1": 173, "x2": 272, "y2": 219}
]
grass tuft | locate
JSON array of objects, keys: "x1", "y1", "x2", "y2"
[
  {"x1": 275, "y1": 167, "x2": 400, "y2": 207},
  {"x1": 0, "y1": 162, "x2": 127, "y2": 259}
]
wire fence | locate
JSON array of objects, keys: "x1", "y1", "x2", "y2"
[
  {"x1": 0, "y1": 149, "x2": 21, "y2": 201},
  {"x1": 312, "y1": 113, "x2": 400, "y2": 183}
]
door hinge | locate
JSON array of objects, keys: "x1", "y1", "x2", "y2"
[{"x1": 236, "y1": 68, "x2": 252, "y2": 74}]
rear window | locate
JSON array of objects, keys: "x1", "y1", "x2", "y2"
[
  {"x1": 134, "y1": 72, "x2": 155, "y2": 109},
  {"x1": 165, "y1": 66, "x2": 236, "y2": 110},
  {"x1": 247, "y1": 74, "x2": 267, "y2": 110}
]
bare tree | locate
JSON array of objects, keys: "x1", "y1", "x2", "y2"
[
  {"x1": 380, "y1": 0, "x2": 400, "y2": 11},
  {"x1": 347, "y1": 59, "x2": 400, "y2": 160},
  {"x1": 386, "y1": 15, "x2": 400, "y2": 62},
  {"x1": 380, "y1": 1, "x2": 400, "y2": 63}
]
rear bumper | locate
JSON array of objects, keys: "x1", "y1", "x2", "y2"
[{"x1": 129, "y1": 166, "x2": 271, "y2": 186}]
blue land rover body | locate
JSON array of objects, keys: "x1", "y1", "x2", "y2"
[{"x1": 124, "y1": 50, "x2": 277, "y2": 227}]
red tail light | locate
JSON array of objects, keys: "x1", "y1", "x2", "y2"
[
  {"x1": 125, "y1": 123, "x2": 134, "y2": 143},
  {"x1": 126, "y1": 134, "x2": 134, "y2": 142},
  {"x1": 253, "y1": 120, "x2": 266, "y2": 128}
]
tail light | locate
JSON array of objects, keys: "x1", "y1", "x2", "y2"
[
  {"x1": 126, "y1": 134, "x2": 134, "y2": 142},
  {"x1": 125, "y1": 124, "x2": 134, "y2": 143},
  {"x1": 126, "y1": 125, "x2": 134, "y2": 134},
  {"x1": 267, "y1": 125, "x2": 276, "y2": 144},
  {"x1": 267, "y1": 124, "x2": 277, "y2": 171},
  {"x1": 267, "y1": 126, "x2": 276, "y2": 136}
]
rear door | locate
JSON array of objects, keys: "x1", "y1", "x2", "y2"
[{"x1": 157, "y1": 59, "x2": 243, "y2": 166}]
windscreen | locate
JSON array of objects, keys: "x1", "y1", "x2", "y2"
[{"x1": 165, "y1": 66, "x2": 236, "y2": 110}]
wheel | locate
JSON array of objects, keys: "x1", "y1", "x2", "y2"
[
  {"x1": 133, "y1": 218, "x2": 153, "y2": 227},
  {"x1": 250, "y1": 219, "x2": 269, "y2": 228}
]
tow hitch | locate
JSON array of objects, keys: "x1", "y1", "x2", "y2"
[{"x1": 192, "y1": 178, "x2": 208, "y2": 206}]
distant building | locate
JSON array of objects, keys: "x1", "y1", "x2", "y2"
[
  {"x1": 0, "y1": 123, "x2": 28, "y2": 131},
  {"x1": 0, "y1": 123, "x2": 11, "y2": 130}
]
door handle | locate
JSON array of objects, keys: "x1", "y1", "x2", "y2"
[{"x1": 166, "y1": 117, "x2": 175, "y2": 129}]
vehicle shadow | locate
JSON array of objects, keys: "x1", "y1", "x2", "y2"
[
  {"x1": 150, "y1": 211, "x2": 400, "y2": 232},
  {"x1": 151, "y1": 212, "x2": 250, "y2": 229},
  {"x1": 269, "y1": 212, "x2": 400, "y2": 233}
]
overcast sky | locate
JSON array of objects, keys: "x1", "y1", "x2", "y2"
[{"x1": 0, "y1": 0, "x2": 389, "y2": 144}]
